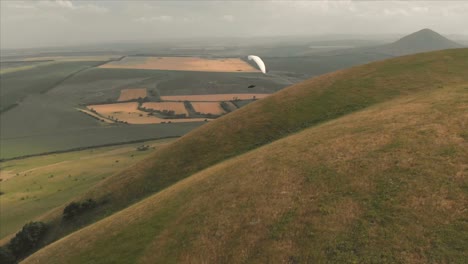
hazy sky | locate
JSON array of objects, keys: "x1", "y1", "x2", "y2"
[{"x1": 1, "y1": 0, "x2": 467, "y2": 49}]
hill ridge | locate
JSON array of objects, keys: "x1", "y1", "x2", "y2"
[
  {"x1": 24, "y1": 82, "x2": 468, "y2": 263},
  {"x1": 378, "y1": 28, "x2": 463, "y2": 56}
]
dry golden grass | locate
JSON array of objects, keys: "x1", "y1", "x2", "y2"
[
  {"x1": 142, "y1": 102, "x2": 188, "y2": 116},
  {"x1": 160, "y1": 94, "x2": 270, "y2": 102},
  {"x1": 191, "y1": 102, "x2": 225, "y2": 115},
  {"x1": 99, "y1": 57, "x2": 259, "y2": 72},
  {"x1": 117, "y1": 89, "x2": 147, "y2": 102},
  {"x1": 24, "y1": 84, "x2": 468, "y2": 263}
]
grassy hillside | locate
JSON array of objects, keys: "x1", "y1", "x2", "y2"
[
  {"x1": 0, "y1": 139, "x2": 173, "y2": 240},
  {"x1": 24, "y1": 83, "x2": 468, "y2": 263},
  {"x1": 85, "y1": 49, "x2": 468, "y2": 206},
  {"x1": 16, "y1": 49, "x2": 468, "y2": 249}
]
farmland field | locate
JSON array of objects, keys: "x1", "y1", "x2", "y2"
[
  {"x1": 0, "y1": 138, "x2": 174, "y2": 239},
  {"x1": 117, "y1": 88, "x2": 147, "y2": 101},
  {"x1": 0, "y1": 60, "x2": 54, "y2": 74},
  {"x1": 0, "y1": 120, "x2": 200, "y2": 159},
  {"x1": 156, "y1": 71, "x2": 286, "y2": 96},
  {"x1": 99, "y1": 56, "x2": 259, "y2": 72},
  {"x1": 142, "y1": 102, "x2": 188, "y2": 115},
  {"x1": 88, "y1": 102, "x2": 158, "y2": 124},
  {"x1": 0, "y1": 61, "x2": 104, "y2": 112},
  {"x1": 87, "y1": 103, "x2": 207, "y2": 124},
  {"x1": 160, "y1": 93, "x2": 270, "y2": 101},
  {"x1": 77, "y1": 108, "x2": 115, "y2": 123},
  {"x1": 23, "y1": 55, "x2": 120, "y2": 62},
  {"x1": 191, "y1": 102, "x2": 225, "y2": 115},
  {"x1": 0, "y1": 55, "x2": 288, "y2": 159}
]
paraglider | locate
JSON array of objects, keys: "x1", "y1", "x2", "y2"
[
  {"x1": 247, "y1": 55, "x2": 267, "y2": 74},
  {"x1": 248, "y1": 85, "x2": 256, "y2": 88}
]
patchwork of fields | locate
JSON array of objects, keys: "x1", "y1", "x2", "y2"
[
  {"x1": 0, "y1": 55, "x2": 287, "y2": 159},
  {"x1": 99, "y1": 56, "x2": 259, "y2": 72},
  {"x1": 87, "y1": 92, "x2": 271, "y2": 123}
]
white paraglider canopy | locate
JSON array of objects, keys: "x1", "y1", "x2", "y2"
[{"x1": 247, "y1": 55, "x2": 266, "y2": 74}]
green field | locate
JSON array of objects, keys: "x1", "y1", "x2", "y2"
[
  {"x1": 156, "y1": 71, "x2": 285, "y2": 96},
  {"x1": 0, "y1": 138, "x2": 174, "y2": 239},
  {"x1": 0, "y1": 60, "x2": 55, "y2": 75},
  {"x1": 21, "y1": 48, "x2": 468, "y2": 263},
  {"x1": 0, "y1": 61, "x2": 104, "y2": 112}
]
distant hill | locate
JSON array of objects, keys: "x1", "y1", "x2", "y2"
[
  {"x1": 371, "y1": 28, "x2": 463, "y2": 56},
  {"x1": 23, "y1": 49, "x2": 468, "y2": 263},
  {"x1": 265, "y1": 29, "x2": 464, "y2": 78}
]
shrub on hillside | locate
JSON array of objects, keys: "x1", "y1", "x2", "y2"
[
  {"x1": 63, "y1": 199, "x2": 97, "y2": 220},
  {"x1": 7, "y1": 222, "x2": 47, "y2": 260},
  {"x1": 0, "y1": 246, "x2": 16, "y2": 264}
]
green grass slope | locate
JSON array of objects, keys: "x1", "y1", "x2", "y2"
[
  {"x1": 24, "y1": 83, "x2": 468, "y2": 263},
  {"x1": 20, "y1": 49, "x2": 468, "y2": 249}
]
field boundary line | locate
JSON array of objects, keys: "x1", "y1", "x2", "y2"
[{"x1": 0, "y1": 136, "x2": 180, "y2": 162}]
